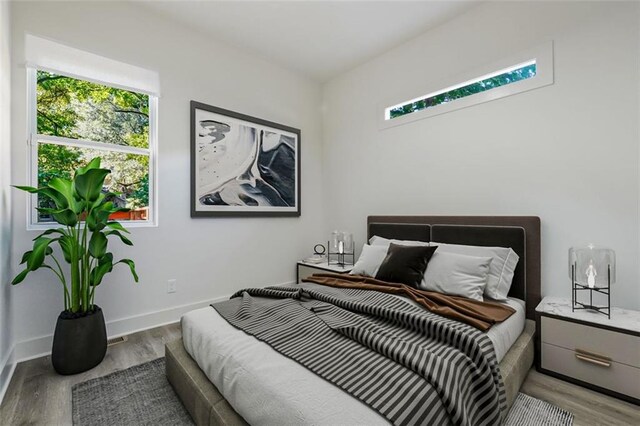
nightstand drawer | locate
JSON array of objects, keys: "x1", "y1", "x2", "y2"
[
  {"x1": 541, "y1": 316, "x2": 640, "y2": 368},
  {"x1": 541, "y1": 342, "x2": 640, "y2": 400}
]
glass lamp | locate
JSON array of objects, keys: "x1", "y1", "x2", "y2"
[
  {"x1": 568, "y1": 244, "x2": 615, "y2": 318},
  {"x1": 327, "y1": 231, "x2": 355, "y2": 267}
]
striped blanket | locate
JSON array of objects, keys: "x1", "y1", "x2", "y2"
[{"x1": 212, "y1": 282, "x2": 506, "y2": 426}]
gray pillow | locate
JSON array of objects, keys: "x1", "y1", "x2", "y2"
[
  {"x1": 420, "y1": 251, "x2": 492, "y2": 301},
  {"x1": 431, "y1": 242, "x2": 519, "y2": 301},
  {"x1": 350, "y1": 244, "x2": 389, "y2": 277}
]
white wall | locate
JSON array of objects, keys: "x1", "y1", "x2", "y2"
[
  {"x1": 0, "y1": 0, "x2": 15, "y2": 399},
  {"x1": 10, "y1": 1, "x2": 324, "y2": 358},
  {"x1": 322, "y1": 1, "x2": 640, "y2": 309},
  {"x1": 7, "y1": 0, "x2": 640, "y2": 364}
]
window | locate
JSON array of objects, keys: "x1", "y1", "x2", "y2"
[
  {"x1": 25, "y1": 35, "x2": 159, "y2": 228},
  {"x1": 381, "y1": 42, "x2": 553, "y2": 128},
  {"x1": 28, "y1": 69, "x2": 157, "y2": 226},
  {"x1": 386, "y1": 61, "x2": 536, "y2": 120}
]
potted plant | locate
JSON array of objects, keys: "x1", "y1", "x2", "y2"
[{"x1": 12, "y1": 157, "x2": 138, "y2": 375}]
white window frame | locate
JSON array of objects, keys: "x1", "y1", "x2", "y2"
[
  {"x1": 26, "y1": 67, "x2": 159, "y2": 230},
  {"x1": 379, "y1": 41, "x2": 554, "y2": 130}
]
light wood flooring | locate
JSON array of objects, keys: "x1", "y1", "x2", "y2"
[{"x1": 1, "y1": 322, "x2": 638, "y2": 426}]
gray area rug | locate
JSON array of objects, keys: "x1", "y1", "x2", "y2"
[
  {"x1": 72, "y1": 358, "x2": 193, "y2": 426},
  {"x1": 73, "y1": 358, "x2": 573, "y2": 426},
  {"x1": 505, "y1": 393, "x2": 574, "y2": 425}
]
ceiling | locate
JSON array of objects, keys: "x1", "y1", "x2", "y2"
[{"x1": 139, "y1": 1, "x2": 479, "y2": 82}]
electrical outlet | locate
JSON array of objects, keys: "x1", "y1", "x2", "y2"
[{"x1": 167, "y1": 279, "x2": 177, "y2": 294}]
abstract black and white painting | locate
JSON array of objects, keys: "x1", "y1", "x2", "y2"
[{"x1": 190, "y1": 101, "x2": 300, "y2": 217}]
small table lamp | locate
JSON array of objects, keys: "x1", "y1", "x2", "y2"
[
  {"x1": 569, "y1": 244, "x2": 615, "y2": 318},
  {"x1": 328, "y1": 231, "x2": 355, "y2": 267}
]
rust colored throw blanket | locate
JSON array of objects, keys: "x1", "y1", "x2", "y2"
[{"x1": 303, "y1": 273, "x2": 515, "y2": 331}]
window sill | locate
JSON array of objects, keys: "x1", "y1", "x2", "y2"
[{"x1": 27, "y1": 220, "x2": 158, "y2": 232}]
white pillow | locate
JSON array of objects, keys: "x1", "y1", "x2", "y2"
[
  {"x1": 350, "y1": 244, "x2": 389, "y2": 277},
  {"x1": 369, "y1": 235, "x2": 430, "y2": 247},
  {"x1": 431, "y1": 242, "x2": 519, "y2": 301},
  {"x1": 420, "y1": 252, "x2": 492, "y2": 301}
]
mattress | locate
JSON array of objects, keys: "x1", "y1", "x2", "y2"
[{"x1": 182, "y1": 296, "x2": 526, "y2": 426}]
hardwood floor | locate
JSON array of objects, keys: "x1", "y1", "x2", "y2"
[
  {"x1": 0, "y1": 323, "x2": 181, "y2": 426},
  {"x1": 1, "y1": 322, "x2": 638, "y2": 425},
  {"x1": 521, "y1": 369, "x2": 640, "y2": 426}
]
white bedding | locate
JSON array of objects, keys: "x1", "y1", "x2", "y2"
[{"x1": 182, "y1": 296, "x2": 525, "y2": 426}]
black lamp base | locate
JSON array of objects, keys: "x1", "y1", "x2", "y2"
[{"x1": 571, "y1": 263, "x2": 611, "y2": 319}]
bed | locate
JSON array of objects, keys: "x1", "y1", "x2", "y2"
[{"x1": 166, "y1": 215, "x2": 541, "y2": 425}]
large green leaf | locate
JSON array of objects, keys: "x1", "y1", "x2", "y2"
[
  {"x1": 11, "y1": 269, "x2": 30, "y2": 285},
  {"x1": 33, "y1": 228, "x2": 65, "y2": 241},
  {"x1": 35, "y1": 207, "x2": 63, "y2": 215},
  {"x1": 106, "y1": 230, "x2": 133, "y2": 246},
  {"x1": 13, "y1": 185, "x2": 38, "y2": 193},
  {"x1": 116, "y1": 259, "x2": 138, "y2": 282},
  {"x1": 90, "y1": 253, "x2": 113, "y2": 286},
  {"x1": 27, "y1": 237, "x2": 55, "y2": 271},
  {"x1": 87, "y1": 203, "x2": 112, "y2": 232},
  {"x1": 58, "y1": 235, "x2": 75, "y2": 263},
  {"x1": 74, "y1": 168, "x2": 111, "y2": 202},
  {"x1": 51, "y1": 209, "x2": 78, "y2": 227},
  {"x1": 40, "y1": 188, "x2": 69, "y2": 210},
  {"x1": 75, "y1": 157, "x2": 101, "y2": 176},
  {"x1": 20, "y1": 251, "x2": 33, "y2": 265},
  {"x1": 105, "y1": 221, "x2": 130, "y2": 234},
  {"x1": 48, "y1": 177, "x2": 82, "y2": 213},
  {"x1": 92, "y1": 195, "x2": 120, "y2": 212},
  {"x1": 88, "y1": 232, "x2": 108, "y2": 258},
  {"x1": 15, "y1": 185, "x2": 68, "y2": 210},
  {"x1": 47, "y1": 177, "x2": 73, "y2": 201}
]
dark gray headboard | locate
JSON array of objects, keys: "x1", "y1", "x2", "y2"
[{"x1": 367, "y1": 216, "x2": 541, "y2": 320}]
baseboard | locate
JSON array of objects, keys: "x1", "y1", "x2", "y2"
[
  {"x1": 14, "y1": 280, "x2": 296, "y2": 362},
  {"x1": 13, "y1": 297, "x2": 226, "y2": 362},
  {"x1": 0, "y1": 345, "x2": 16, "y2": 405}
]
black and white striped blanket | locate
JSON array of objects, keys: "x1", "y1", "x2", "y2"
[{"x1": 212, "y1": 282, "x2": 506, "y2": 426}]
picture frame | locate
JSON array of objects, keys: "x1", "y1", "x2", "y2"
[{"x1": 190, "y1": 101, "x2": 301, "y2": 217}]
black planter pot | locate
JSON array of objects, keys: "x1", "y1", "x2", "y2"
[{"x1": 51, "y1": 306, "x2": 107, "y2": 375}]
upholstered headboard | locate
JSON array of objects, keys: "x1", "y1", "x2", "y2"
[{"x1": 367, "y1": 216, "x2": 541, "y2": 320}]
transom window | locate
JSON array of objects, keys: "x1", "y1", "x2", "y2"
[
  {"x1": 386, "y1": 61, "x2": 537, "y2": 120},
  {"x1": 381, "y1": 43, "x2": 553, "y2": 128},
  {"x1": 27, "y1": 68, "x2": 157, "y2": 227}
]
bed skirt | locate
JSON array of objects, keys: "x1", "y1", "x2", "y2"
[{"x1": 166, "y1": 320, "x2": 535, "y2": 426}]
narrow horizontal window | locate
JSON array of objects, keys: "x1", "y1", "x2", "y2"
[{"x1": 386, "y1": 60, "x2": 537, "y2": 120}]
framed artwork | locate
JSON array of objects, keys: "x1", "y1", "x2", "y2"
[{"x1": 190, "y1": 101, "x2": 301, "y2": 217}]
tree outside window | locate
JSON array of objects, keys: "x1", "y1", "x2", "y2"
[{"x1": 34, "y1": 70, "x2": 153, "y2": 223}]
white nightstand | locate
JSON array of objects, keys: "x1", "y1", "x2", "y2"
[
  {"x1": 536, "y1": 296, "x2": 640, "y2": 405},
  {"x1": 296, "y1": 261, "x2": 352, "y2": 283}
]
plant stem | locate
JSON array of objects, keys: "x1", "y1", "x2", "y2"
[
  {"x1": 50, "y1": 254, "x2": 70, "y2": 310},
  {"x1": 44, "y1": 264, "x2": 68, "y2": 311},
  {"x1": 88, "y1": 257, "x2": 96, "y2": 309},
  {"x1": 81, "y1": 220, "x2": 88, "y2": 312},
  {"x1": 70, "y1": 226, "x2": 80, "y2": 313}
]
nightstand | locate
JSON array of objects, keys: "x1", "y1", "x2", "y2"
[
  {"x1": 536, "y1": 297, "x2": 640, "y2": 405},
  {"x1": 297, "y1": 261, "x2": 352, "y2": 283}
]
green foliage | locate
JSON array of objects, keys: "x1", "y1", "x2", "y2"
[
  {"x1": 389, "y1": 64, "x2": 537, "y2": 119},
  {"x1": 13, "y1": 158, "x2": 139, "y2": 314},
  {"x1": 36, "y1": 71, "x2": 150, "y2": 217},
  {"x1": 37, "y1": 71, "x2": 149, "y2": 145},
  {"x1": 130, "y1": 173, "x2": 149, "y2": 208}
]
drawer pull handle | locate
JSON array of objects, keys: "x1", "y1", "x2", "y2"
[{"x1": 575, "y1": 350, "x2": 611, "y2": 368}]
